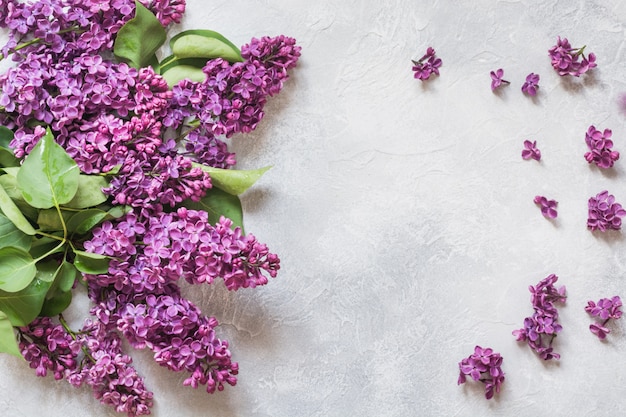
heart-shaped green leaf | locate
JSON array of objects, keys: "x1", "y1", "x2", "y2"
[
  {"x1": 113, "y1": 1, "x2": 166, "y2": 68},
  {"x1": 0, "y1": 247, "x2": 37, "y2": 292},
  {"x1": 64, "y1": 175, "x2": 109, "y2": 209},
  {"x1": 65, "y1": 208, "x2": 108, "y2": 235},
  {"x1": 0, "y1": 182, "x2": 36, "y2": 235},
  {"x1": 73, "y1": 249, "x2": 110, "y2": 275},
  {"x1": 170, "y1": 30, "x2": 243, "y2": 62},
  {"x1": 17, "y1": 128, "x2": 79, "y2": 209}
]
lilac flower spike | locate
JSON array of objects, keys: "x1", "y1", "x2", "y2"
[
  {"x1": 548, "y1": 36, "x2": 596, "y2": 77},
  {"x1": 521, "y1": 140, "x2": 541, "y2": 161},
  {"x1": 534, "y1": 196, "x2": 558, "y2": 219},
  {"x1": 584, "y1": 125, "x2": 619, "y2": 169},
  {"x1": 457, "y1": 346, "x2": 505, "y2": 400},
  {"x1": 521, "y1": 73, "x2": 540, "y2": 96},
  {"x1": 586, "y1": 296, "x2": 622, "y2": 339},
  {"x1": 490, "y1": 68, "x2": 509, "y2": 91},
  {"x1": 412, "y1": 47, "x2": 442, "y2": 81},
  {"x1": 587, "y1": 191, "x2": 626, "y2": 232}
]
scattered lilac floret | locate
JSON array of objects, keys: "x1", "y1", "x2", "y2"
[
  {"x1": 521, "y1": 140, "x2": 541, "y2": 161},
  {"x1": 534, "y1": 196, "x2": 558, "y2": 219},
  {"x1": 584, "y1": 125, "x2": 619, "y2": 169},
  {"x1": 585, "y1": 296, "x2": 622, "y2": 339},
  {"x1": 412, "y1": 47, "x2": 442, "y2": 81},
  {"x1": 512, "y1": 274, "x2": 566, "y2": 360},
  {"x1": 587, "y1": 191, "x2": 626, "y2": 232},
  {"x1": 457, "y1": 346, "x2": 505, "y2": 400},
  {"x1": 490, "y1": 68, "x2": 509, "y2": 91},
  {"x1": 521, "y1": 73, "x2": 540, "y2": 96},
  {"x1": 548, "y1": 36, "x2": 596, "y2": 77}
]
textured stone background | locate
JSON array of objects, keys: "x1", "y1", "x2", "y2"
[{"x1": 2, "y1": 0, "x2": 626, "y2": 416}]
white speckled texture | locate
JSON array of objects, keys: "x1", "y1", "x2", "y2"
[{"x1": 2, "y1": 0, "x2": 626, "y2": 416}]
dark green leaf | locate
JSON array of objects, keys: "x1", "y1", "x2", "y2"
[
  {"x1": 66, "y1": 208, "x2": 108, "y2": 235},
  {"x1": 36, "y1": 208, "x2": 73, "y2": 232},
  {"x1": 64, "y1": 175, "x2": 109, "y2": 209},
  {"x1": 192, "y1": 163, "x2": 271, "y2": 195},
  {"x1": 29, "y1": 237, "x2": 65, "y2": 259},
  {"x1": 39, "y1": 290, "x2": 72, "y2": 317},
  {"x1": 0, "y1": 182, "x2": 36, "y2": 235},
  {"x1": 0, "y1": 277, "x2": 53, "y2": 326},
  {"x1": 0, "y1": 213, "x2": 31, "y2": 251},
  {"x1": 0, "y1": 310, "x2": 21, "y2": 358},
  {"x1": 184, "y1": 187, "x2": 245, "y2": 232},
  {"x1": 0, "y1": 148, "x2": 19, "y2": 168},
  {"x1": 113, "y1": 1, "x2": 166, "y2": 68},
  {"x1": 17, "y1": 128, "x2": 79, "y2": 209},
  {"x1": 73, "y1": 249, "x2": 110, "y2": 275},
  {"x1": 0, "y1": 247, "x2": 37, "y2": 292},
  {"x1": 39, "y1": 261, "x2": 75, "y2": 317},
  {"x1": 170, "y1": 29, "x2": 243, "y2": 62},
  {"x1": 0, "y1": 126, "x2": 13, "y2": 149}
]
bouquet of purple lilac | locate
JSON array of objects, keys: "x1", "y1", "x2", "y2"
[{"x1": 0, "y1": 0, "x2": 300, "y2": 415}]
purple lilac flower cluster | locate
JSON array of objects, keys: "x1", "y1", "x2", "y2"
[
  {"x1": 584, "y1": 125, "x2": 619, "y2": 169},
  {"x1": 457, "y1": 346, "x2": 505, "y2": 400},
  {"x1": 533, "y1": 196, "x2": 558, "y2": 219},
  {"x1": 412, "y1": 47, "x2": 441, "y2": 81},
  {"x1": 548, "y1": 36, "x2": 596, "y2": 77},
  {"x1": 513, "y1": 274, "x2": 566, "y2": 360},
  {"x1": 585, "y1": 296, "x2": 623, "y2": 339},
  {"x1": 18, "y1": 316, "x2": 153, "y2": 416},
  {"x1": 0, "y1": 0, "x2": 299, "y2": 414},
  {"x1": 587, "y1": 190, "x2": 626, "y2": 232}
]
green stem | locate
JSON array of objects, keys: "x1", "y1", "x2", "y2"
[{"x1": 0, "y1": 26, "x2": 84, "y2": 61}]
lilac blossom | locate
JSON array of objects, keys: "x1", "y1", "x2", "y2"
[
  {"x1": 513, "y1": 274, "x2": 566, "y2": 360},
  {"x1": 521, "y1": 73, "x2": 540, "y2": 96},
  {"x1": 587, "y1": 191, "x2": 626, "y2": 232},
  {"x1": 584, "y1": 125, "x2": 619, "y2": 169},
  {"x1": 534, "y1": 196, "x2": 558, "y2": 219},
  {"x1": 521, "y1": 140, "x2": 541, "y2": 161},
  {"x1": 490, "y1": 68, "x2": 509, "y2": 91},
  {"x1": 548, "y1": 36, "x2": 596, "y2": 77},
  {"x1": 586, "y1": 296, "x2": 622, "y2": 340},
  {"x1": 457, "y1": 346, "x2": 505, "y2": 400},
  {"x1": 412, "y1": 47, "x2": 442, "y2": 81}
]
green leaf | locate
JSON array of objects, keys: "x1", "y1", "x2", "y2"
[
  {"x1": 192, "y1": 164, "x2": 271, "y2": 195},
  {"x1": 170, "y1": 30, "x2": 243, "y2": 62},
  {"x1": 17, "y1": 128, "x2": 79, "y2": 209},
  {"x1": 0, "y1": 311, "x2": 21, "y2": 358},
  {"x1": 29, "y1": 237, "x2": 65, "y2": 259},
  {"x1": 73, "y1": 249, "x2": 110, "y2": 275},
  {"x1": 184, "y1": 187, "x2": 245, "y2": 232},
  {"x1": 0, "y1": 247, "x2": 37, "y2": 293},
  {"x1": 64, "y1": 175, "x2": 109, "y2": 209},
  {"x1": 0, "y1": 277, "x2": 53, "y2": 326},
  {"x1": 113, "y1": 1, "x2": 166, "y2": 68},
  {"x1": 162, "y1": 64, "x2": 207, "y2": 87},
  {"x1": 0, "y1": 182, "x2": 36, "y2": 235},
  {"x1": 0, "y1": 174, "x2": 38, "y2": 222},
  {"x1": 0, "y1": 126, "x2": 13, "y2": 149},
  {"x1": 39, "y1": 261, "x2": 75, "y2": 317},
  {"x1": 36, "y1": 208, "x2": 73, "y2": 232},
  {"x1": 65, "y1": 208, "x2": 108, "y2": 235},
  {"x1": 0, "y1": 213, "x2": 31, "y2": 251},
  {"x1": 0, "y1": 148, "x2": 19, "y2": 168}
]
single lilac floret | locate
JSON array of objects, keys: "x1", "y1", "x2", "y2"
[
  {"x1": 534, "y1": 196, "x2": 557, "y2": 219},
  {"x1": 490, "y1": 68, "x2": 509, "y2": 91},
  {"x1": 521, "y1": 140, "x2": 541, "y2": 161},
  {"x1": 457, "y1": 346, "x2": 504, "y2": 400},
  {"x1": 521, "y1": 73, "x2": 540, "y2": 96}
]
